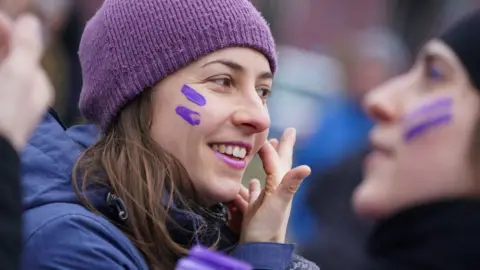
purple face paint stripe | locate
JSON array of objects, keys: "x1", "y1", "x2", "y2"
[
  {"x1": 404, "y1": 113, "x2": 452, "y2": 141},
  {"x1": 176, "y1": 105, "x2": 201, "y2": 126},
  {"x1": 181, "y1": 84, "x2": 206, "y2": 106},
  {"x1": 403, "y1": 97, "x2": 453, "y2": 120}
]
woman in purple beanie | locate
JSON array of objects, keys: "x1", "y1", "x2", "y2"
[{"x1": 19, "y1": 0, "x2": 318, "y2": 269}]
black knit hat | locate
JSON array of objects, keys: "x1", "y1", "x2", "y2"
[{"x1": 440, "y1": 10, "x2": 480, "y2": 89}]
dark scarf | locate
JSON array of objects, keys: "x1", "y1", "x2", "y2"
[
  {"x1": 365, "y1": 199, "x2": 480, "y2": 270},
  {"x1": 167, "y1": 202, "x2": 239, "y2": 251},
  {"x1": 106, "y1": 190, "x2": 239, "y2": 253},
  {"x1": 106, "y1": 190, "x2": 239, "y2": 251}
]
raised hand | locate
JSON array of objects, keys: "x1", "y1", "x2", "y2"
[
  {"x1": 0, "y1": 13, "x2": 53, "y2": 151},
  {"x1": 238, "y1": 128, "x2": 311, "y2": 243}
]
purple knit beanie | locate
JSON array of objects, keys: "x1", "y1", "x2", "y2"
[{"x1": 78, "y1": 0, "x2": 277, "y2": 131}]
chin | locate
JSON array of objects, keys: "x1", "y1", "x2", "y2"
[
  {"x1": 202, "y1": 179, "x2": 242, "y2": 206},
  {"x1": 352, "y1": 183, "x2": 392, "y2": 221}
]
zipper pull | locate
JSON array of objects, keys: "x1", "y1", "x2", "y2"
[{"x1": 106, "y1": 192, "x2": 128, "y2": 222}]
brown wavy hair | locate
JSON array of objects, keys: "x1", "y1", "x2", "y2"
[{"x1": 72, "y1": 88, "x2": 199, "y2": 269}]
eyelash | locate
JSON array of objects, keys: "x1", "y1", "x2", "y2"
[
  {"x1": 209, "y1": 77, "x2": 272, "y2": 100},
  {"x1": 256, "y1": 88, "x2": 271, "y2": 99}
]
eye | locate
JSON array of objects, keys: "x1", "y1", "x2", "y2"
[
  {"x1": 211, "y1": 77, "x2": 232, "y2": 87},
  {"x1": 256, "y1": 87, "x2": 271, "y2": 99},
  {"x1": 424, "y1": 55, "x2": 444, "y2": 81},
  {"x1": 427, "y1": 66, "x2": 443, "y2": 80}
]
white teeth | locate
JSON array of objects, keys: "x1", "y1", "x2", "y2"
[
  {"x1": 211, "y1": 144, "x2": 247, "y2": 159},
  {"x1": 233, "y1": 146, "x2": 240, "y2": 157},
  {"x1": 238, "y1": 148, "x2": 246, "y2": 158}
]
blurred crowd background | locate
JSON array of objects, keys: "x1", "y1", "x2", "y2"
[{"x1": 2, "y1": 0, "x2": 479, "y2": 269}]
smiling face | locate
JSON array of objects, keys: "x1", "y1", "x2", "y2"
[
  {"x1": 353, "y1": 40, "x2": 480, "y2": 220},
  {"x1": 150, "y1": 47, "x2": 272, "y2": 205}
]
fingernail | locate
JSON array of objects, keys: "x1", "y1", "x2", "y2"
[{"x1": 286, "y1": 127, "x2": 296, "y2": 138}]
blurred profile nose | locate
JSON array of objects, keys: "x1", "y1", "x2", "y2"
[{"x1": 363, "y1": 78, "x2": 402, "y2": 123}]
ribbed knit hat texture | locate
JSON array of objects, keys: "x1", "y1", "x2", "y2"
[{"x1": 78, "y1": 0, "x2": 277, "y2": 130}]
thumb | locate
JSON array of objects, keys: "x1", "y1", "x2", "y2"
[{"x1": 274, "y1": 165, "x2": 311, "y2": 203}]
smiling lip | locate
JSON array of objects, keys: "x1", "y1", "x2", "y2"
[
  {"x1": 208, "y1": 141, "x2": 252, "y2": 170},
  {"x1": 371, "y1": 143, "x2": 393, "y2": 156},
  {"x1": 214, "y1": 152, "x2": 247, "y2": 169},
  {"x1": 365, "y1": 142, "x2": 394, "y2": 169}
]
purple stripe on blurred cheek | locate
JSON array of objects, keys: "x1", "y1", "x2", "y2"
[{"x1": 404, "y1": 113, "x2": 452, "y2": 141}]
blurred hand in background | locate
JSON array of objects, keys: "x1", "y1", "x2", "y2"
[{"x1": 0, "y1": 12, "x2": 53, "y2": 151}]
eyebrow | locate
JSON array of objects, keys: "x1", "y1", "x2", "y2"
[
  {"x1": 417, "y1": 47, "x2": 431, "y2": 62},
  {"x1": 202, "y1": 59, "x2": 273, "y2": 80}
]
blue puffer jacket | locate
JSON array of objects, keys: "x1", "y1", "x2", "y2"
[{"x1": 20, "y1": 112, "x2": 319, "y2": 270}]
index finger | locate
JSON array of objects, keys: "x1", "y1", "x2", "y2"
[
  {"x1": 258, "y1": 140, "x2": 280, "y2": 176},
  {"x1": 277, "y1": 128, "x2": 296, "y2": 168},
  {"x1": 258, "y1": 141, "x2": 282, "y2": 193}
]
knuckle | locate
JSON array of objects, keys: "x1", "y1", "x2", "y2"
[
  {"x1": 286, "y1": 184, "x2": 300, "y2": 195},
  {"x1": 15, "y1": 39, "x2": 41, "y2": 58},
  {"x1": 264, "y1": 180, "x2": 275, "y2": 194},
  {"x1": 2, "y1": 61, "x2": 27, "y2": 83},
  {"x1": 267, "y1": 173, "x2": 279, "y2": 183}
]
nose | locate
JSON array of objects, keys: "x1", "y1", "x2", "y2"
[
  {"x1": 231, "y1": 104, "x2": 270, "y2": 134},
  {"x1": 363, "y1": 79, "x2": 402, "y2": 123}
]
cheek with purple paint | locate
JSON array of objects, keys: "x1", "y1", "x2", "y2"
[
  {"x1": 175, "y1": 84, "x2": 207, "y2": 126},
  {"x1": 181, "y1": 84, "x2": 206, "y2": 106},
  {"x1": 174, "y1": 84, "x2": 249, "y2": 171},
  {"x1": 403, "y1": 97, "x2": 453, "y2": 142},
  {"x1": 176, "y1": 106, "x2": 201, "y2": 126}
]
